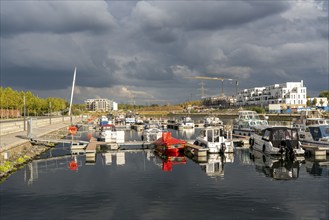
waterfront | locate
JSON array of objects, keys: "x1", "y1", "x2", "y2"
[{"x1": 1, "y1": 128, "x2": 328, "y2": 220}]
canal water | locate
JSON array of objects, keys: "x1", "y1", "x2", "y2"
[{"x1": 1, "y1": 127, "x2": 328, "y2": 220}]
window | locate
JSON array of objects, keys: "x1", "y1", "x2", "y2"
[{"x1": 263, "y1": 130, "x2": 271, "y2": 141}]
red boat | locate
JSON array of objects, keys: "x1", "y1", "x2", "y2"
[{"x1": 154, "y1": 132, "x2": 186, "y2": 156}]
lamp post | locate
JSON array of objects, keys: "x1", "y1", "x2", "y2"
[
  {"x1": 49, "y1": 101, "x2": 52, "y2": 124},
  {"x1": 23, "y1": 95, "x2": 26, "y2": 131}
]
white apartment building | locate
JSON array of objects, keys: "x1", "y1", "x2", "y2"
[
  {"x1": 85, "y1": 98, "x2": 117, "y2": 112},
  {"x1": 236, "y1": 80, "x2": 307, "y2": 109}
]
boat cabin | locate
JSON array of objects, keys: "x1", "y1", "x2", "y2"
[
  {"x1": 199, "y1": 127, "x2": 225, "y2": 143},
  {"x1": 307, "y1": 125, "x2": 329, "y2": 141}
]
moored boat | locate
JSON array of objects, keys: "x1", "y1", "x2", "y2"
[
  {"x1": 203, "y1": 116, "x2": 223, "y2": 127},
  {"x1": 141, "y1": 123, "x2": 164, "y2": 142},
  {"x1": 176, "y1": 116, "x2": 195, "y2": 129},
  {"x1": 153, "y1": 132, "x2": 186, "y2": 156},
  {"x1": 98, "y1": 124, "x2": 125, "y2": 143},
  {"x1": 233, "y1": 110, "x2": 268, "y2": 136},
  {"x1": 193, "y1": 126, "x2": 234, "y2": 154},
  {"x1": 250, "y1": 126, "x2": 305, "y2": 159}
]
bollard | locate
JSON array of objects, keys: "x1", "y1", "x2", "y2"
[{"x1": 27, "y1": 118, "x2": 33, "y2": 138}]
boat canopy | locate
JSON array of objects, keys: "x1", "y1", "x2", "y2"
[{"x1": 154, "y1": 132, "x2": 186, "y2": 146}]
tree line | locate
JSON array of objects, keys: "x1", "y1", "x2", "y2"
[{"x1": 0, "y1": 87, "x2": 69, "y2": 116}]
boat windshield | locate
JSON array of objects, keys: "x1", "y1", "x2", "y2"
[
  {"x1": 309, "y1": 126, "x2": 329, "y2": 140},
  {"x1": 272, "y1": 129, "x2": 298, "y2": 141}
]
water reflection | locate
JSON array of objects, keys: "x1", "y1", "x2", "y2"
[
  {"x1": 197, "y1": 153, "x2": 234, "y2": 178},
  {"x1": 24, "y1": 154, "x2": 83, "y2": 185},
  {"x1": 101, "y1": 152, "x2": 126, "y2": 166},
  {"x1": 154, "y1": 150, "x2": 186, "y2": 172},
  {"x1": 178, "y1": 128, "x2": 195, "y2": 140},
  {"x1": 304, "y1": 156, "x2": 329, "y2": 176},
  {"x1": 249, "y1": 149, "x2": 302, "y2": 180}
]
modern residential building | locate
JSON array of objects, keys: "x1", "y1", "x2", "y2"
[
  {"x1": 85, "y1": 98, "x2": 118, "y2": 112},
  {"x1": 235, "y1": 80, "x2": 307, "y2": 109}
]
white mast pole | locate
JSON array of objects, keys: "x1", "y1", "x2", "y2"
[{"x1": 68, "y1": 67, "x2": 76, "y2": 117}]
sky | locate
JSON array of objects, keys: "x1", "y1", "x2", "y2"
[{"x1": 1, "y1": 0, "x2": 328, "y2": 105}]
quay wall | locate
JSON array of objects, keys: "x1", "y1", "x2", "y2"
[
  {"x1": 0, "y1": 127, "x2": 68, "y2": 181},
  {"x1": 0, "y1": 116, "x2": 72, "y2": 136}
]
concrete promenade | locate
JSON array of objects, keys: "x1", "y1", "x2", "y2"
[{"x1": 0, "y1": 117, "x2": 80, "y2": 153}]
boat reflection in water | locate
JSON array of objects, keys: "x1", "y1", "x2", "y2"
[
  {"x1": 304, "y1": 156, "x2": 329, "y2": 177},
  {"x1": 178, "y1": 128, "x2": 195, "y2": 140},
  {"x1": 102, "y1": 151, "x2": 126, "y2": 166},
  {"x1": 154, "y1": 150, "x2": 186, "y2": 172},
  {"x1": 249, "y1": 149, "x2": 302, "y2": 180},
  {"x1": 198, "y1": 153, "x2": 234, "y2": 178}
]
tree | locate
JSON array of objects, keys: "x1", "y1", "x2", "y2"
[
  {"x1": 312, "y1": 98, "x2": 318, "y2": 106},
  {"x1": 319, "y1": 90, "x2": 329, "y2": 99},
  {"x1": 306, "y1": 99, "x2": 312, "y2": 107}
]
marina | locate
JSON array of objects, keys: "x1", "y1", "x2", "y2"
[
  {"x1": 0, "y1": 112, "x2": 328, "y2": 220},
  {"x1": 1, "y1": 1, "x2": 328, "y2": 219},
  {"x1": 0, "y1": 124, "x2": 328, "y2": 220}
]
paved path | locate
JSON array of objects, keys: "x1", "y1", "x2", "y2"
[{"x1": 0, "y1": 119, "x2": 80, "y2": 153}]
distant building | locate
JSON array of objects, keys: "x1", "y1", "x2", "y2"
[
  {"x1": 85, "y1": 98, "x2": 117, "y2": 112},
  {"x1": 236, "y1": 80, "x2": 307, "y2": 110},
  {"x1": 202, "y1": 96, "x2": 235, "y2": 108}
]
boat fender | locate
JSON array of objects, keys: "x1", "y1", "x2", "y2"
[
  {"x1": 249, "y1": 138, "x2": 254, "y2": 146},
  {"x1": 69, "y1": 161, "x2": 78, "y2": 171},
  {"x1": 68, "y1": 125, "x2": 78, "y2": 135}
]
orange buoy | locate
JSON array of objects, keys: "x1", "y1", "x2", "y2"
[
  {"x1": 69, "y1": 160, "x2": 78, "y2": 171},
  {"x1": 68, "y1": 125, "x2": 78, "y2": 135}
]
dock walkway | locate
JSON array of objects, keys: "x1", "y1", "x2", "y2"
[{"x1": 0, "y1": 118, "x2": 80, "y2": 153}]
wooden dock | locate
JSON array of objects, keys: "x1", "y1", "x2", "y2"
[
  {"x1": 302, "y1": 144, "x2": 328, "y2": 158},
  {"x1": 85, "y1": 137, "x2": 104, "y2": 162},
  {"x1": 232, "y1": 134, "x2": 250, "y2": 147},
  {"x1": 184, "y1": 143, "x2": 208, "y2": 162}
]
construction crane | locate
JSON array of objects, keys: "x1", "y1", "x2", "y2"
[{"x1": 186, "y1": 76, "x2": 238, "y2": 97}]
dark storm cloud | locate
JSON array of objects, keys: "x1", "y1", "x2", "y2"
[
  {"x1": 1, "y1": 1, "x2": 116, "y2": 37},
  {"x1": 1, "y1": 1, "x2": 328, "y2": 104}
]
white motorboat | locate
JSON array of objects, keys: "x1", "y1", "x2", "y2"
[
  {"x1": 250, "y1": 126, "x2": 305, "y2": 158},
  {"x1": 233, "y1": 110, "x2": 268, "y2": 136},
  {"x1": 193, "y1": 126, "x2": 234, "y2": 154},
  {"x1": 292, "y1": 109, "x2": 329, "y2": 132},
  {"x1": 141, "y1": 123, "x2": 164, "y2": 142},
  {"x1": 98, "y1": 124, "x2": 125, "y2": 143},
  {"x1": 203, "y1": 116, "x2": 223, "y2": 127},
  {"x1": 176, "y1": 116, "x2": 195, "y2": 129}
]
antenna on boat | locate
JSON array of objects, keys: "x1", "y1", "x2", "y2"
[{"x1": 68, "y1": 67, "x2": 76, "y2": 123}]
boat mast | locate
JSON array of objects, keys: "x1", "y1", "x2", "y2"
[{"x1": 68, "y1": 67, "x2": 76, "y2": 119}]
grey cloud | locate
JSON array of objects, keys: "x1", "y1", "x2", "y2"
[
  {"x1": 0, "y1": 1, "x2": 327, "y2": 104},
  {"x1": 1, "y1": 1, "x2": 116, "y2": 36}
]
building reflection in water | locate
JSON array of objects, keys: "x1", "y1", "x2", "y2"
[{"x1": 249, "y1": 149, "x2": 302, "y2": 180}]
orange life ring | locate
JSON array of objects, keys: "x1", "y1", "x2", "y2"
[
  {"x1": 69, "y1": 161, "x2": 78, "y2": 171},
  {"x1": 68, "y1": 126, "x2": 78, "y2": 135}
]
